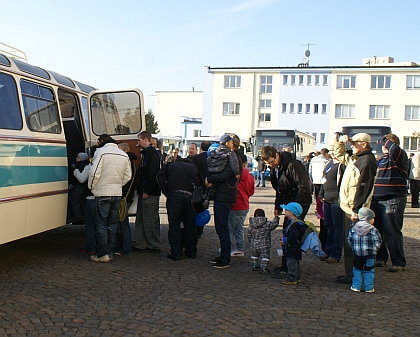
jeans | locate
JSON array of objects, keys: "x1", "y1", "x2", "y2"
[
  {"x1": 214, "y1": 201, "x2": 233, "y2": 263},
  {"x1": 343, "y1": 213, "x2": 354, "y2": 278},
  {"x1": 256, "y1": 171, "x2": 265, "y2": 187},
  {"x1": 286, "y1": 257, "x2": 300, "y2": 282},
  {"x1": 133, "y1": 195, "x2": 160, "y2": 250},
  {"x1": 371, "y1": 196, "x2": 407, "y2": 267},
  {"x1": 228, "y1": 209, "x2": 248, "y2": 251},
  {"x1": 83, "y1": 198, "x2": 96, "y2": 252},
  {"x1": 116, "y1": 202, "x2": 132, "y2": 254},
  {"x1": 95, "y1": 196, "x2": 120, "y2": 258},
  {"x1": 69, "y1": 184, "x2": 86, "y2": 217},
  {"x1": 352, "y1": 257, "x2": 375, "y2": 291},
  {"x1": 167, "y1": 192, "x2": 197, "y2": 258},
  {"x1": 323, "y1": 202, "x2": 344, "y2": 260}
]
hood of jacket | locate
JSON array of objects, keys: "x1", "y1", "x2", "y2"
[
  {"x1": 249, "y1": 216, "x2": 267, "y2": 229},
  {"x1": 354, "y1": 220, "x2": 374, "y2": 236}
]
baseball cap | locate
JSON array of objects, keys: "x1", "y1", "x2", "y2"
[
  {"x1": 351, "y1": 133, "x2": 371, "y2": 143},
  {"x1": 280, "y1": 202, "x2": 303, "y2": 217},
  {"x1": 358, "y1": 207, "x2": 375, "y2": 221},
  {"x1": 219, "y1": 134, "x2": 233, "y2": 144}
]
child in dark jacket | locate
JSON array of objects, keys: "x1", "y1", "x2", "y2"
[
  {"x1": 247, "y1": 209, "x2": 279, "y2": 274},
  {"x1": 280, "y1": 202, "x2": 306, "y2": 285}
]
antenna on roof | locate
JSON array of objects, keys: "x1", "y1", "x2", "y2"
[
  {"x1": 0, "y1": 42, "x2": 28, "y2": 62},
  {"x1": 299, "y1": 42, "x2": 316, "y2": 67}
]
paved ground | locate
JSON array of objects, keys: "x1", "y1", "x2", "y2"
[{"x1": 0, "y1": 187, "x2": 419, "y2": 336}]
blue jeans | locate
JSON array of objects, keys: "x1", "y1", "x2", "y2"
[
  {"x1": 352, "y1": 257, "x2": 375, "y2": 291},
  {"x1": 83, "y1": 198, "x2": 96, "y2": 252},
  {"x1": 214, "y1": 201, "x2": 233, "y2": 263},
  {"x1": 323, "y1": 202, "x2": 344, "y2": 260},
  {"x1": 95, "y1": 196, "x2": 120, "y2": 258},
  {"x1": 167, "y1": 192, "x2": 197, "y2": 258},
  {"x1": 371, "y1": 196, "x2": 407, "y2": 267},
  {"x1": 256, "y1": 171, "x2": 265, "y2": 187},
  {"x1": 286, "y1": 257, "x2": 300, "y2": 282},
  {"x1": 228, "y1": 209, "x2": 248, "y2": 251},
  {"x1": 116, "y1": 202, "x2": 132, "y2": 254},
  {"x1": 69, "y1": 184, "x2": 86, "y2": 217}
]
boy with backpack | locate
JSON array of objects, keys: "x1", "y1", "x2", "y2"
[{"x1": 279, "y1": 202, "x2": 306, "y2": 285}]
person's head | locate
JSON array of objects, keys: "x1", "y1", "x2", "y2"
[
  {"x1": 151, "y1": 137, "x2": 157, "y2": 148},
  {"x1": 118, "y1": 143, "x2": 130, "y2": 153},
  {"x1": 156, "y1": 140, "x2": 163, "y2": 151},
  {"x1": 137, "y1": 131, "x2": 152, "y2": 149},
  {"x1": 254, "y1": 208, "x2": 265, "y2": 217},
  {"x1": 97, "y1": 134, "x2": 116, "y2": 147},
  {"x1": 173, "y1": 148, "x2": 179, "y2": 158},
  {"x1": 188, "y1": 143, "x2": 198, "y2": 157},
  {"x1": 358, "y1": 207, "x2": 375, "y2": 225},
  {"x1": 350, "y1": 133, "x2": 371, "y2": 155},
  {"x1": 219, "y1": 134, "x2": 234, "y2": 149},
  {"x1": 76, "y1": 152, "x2": 89, "y2": 162},
  {"x1": 382, "y1": 134, "x2": 400, "y2": 155},
  {"x1": 282, "y1": 144, "x2": 292, "y2": 153},
  {"x1": 410, "y1": 153, "x2": 415, "y2": 158},
  {"x1": 261, "y1": 146, "x2": 280, "y2": 168},
  {"x1": 230, "y1": 133, "x2": 240, "y2": 150},
  {"x1": 320, "y1": 148, "x2": 329, "y2": 157},
  {"x1": 200, "y1": 141, "x2": 211, "y2": 152},
  {"x1": 280, "y1": 202, "x2": 303, "y2": 219}
]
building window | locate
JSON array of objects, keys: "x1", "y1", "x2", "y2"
[
  {"x1": 337, "y1": 75, "x2": 356, "y2": 89},
  {"x1": 320, "y1": 133, "x2": 325, "y2": 143},
  {"x1": 403, "y1": 137, "x2": 419, "y2": 151},
  {"x1": 312, "y1": 133, "x2": 317, "y2": 141},
  {"x1": 259, "y1": 113, "x2": 271, "y2": 122},
  {"x1": 407, "y1": 75, "x2": 420, "y2": 89},
  {"x1": 369, "y1": 105, "x2": 390, "y2": 119},
  {"x1": 307, "y1": 75, "x2": 312, "y2": 85},
  {"x1": 335, "y1": 104, "x2": 355, "y2": 118},
  {"x1": 291, "y1": 75, "x2": 296, "y2": 85},
  {"x1": 224, "y1": 75, "x2": 241, "y2": 88},
  {"x1": 323, "y1": 75, "x2": 328, "y2": 85},
  {"x1": 405, "y1": 105, "x2": 420, "y2": 120},
  {"x1": 193, "y1": 129, "x2": 201, "y2": 137},
  {"x1": 313, "y1": 104, "x2": 319, "y2": 114},
  {"x1": 282, "y1": 103, "x2": 287, "y2": 114},
  {"x1": 259, "y1": 99, "x2": 272, "y2": 108},
  {"x1": 371, "y1": 75, "x2": 391, "y2": 89},
  {"x1": 298, "y1": 103, "x2": 303, "y2": 114},
  {"x1": 322, "y1": 104, "x2": 327, "y2": 114},
  {"x1": 290, "y1": 103, "x2": 295, "y2": 114},
  {"x1": 299, "y1": 75, "x2": 304, "y2": 85},
  {"x1": 260, "y1": 76, "x2": 272, "y2": 93},
  {"x1": 223, "y1": 102, "x2": 240, "y2": 115},
  {"x1": 315, "y1": 75, "x2": 320, "y2": 86},
  {"x1": 283, "y1": 75, "x2": 288, "y2": 85},
  {"x1": 306, "y1": 104, "x2": 310, "y2": 114}
]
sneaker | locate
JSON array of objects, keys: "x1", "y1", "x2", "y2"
[
  {"x1": 231, "y1": 250, "x2": 244, "y2": 257},
  {"x1": 252, "y1": 265, "x2": 260, "y2": 271},
  {"x1": 90, "y1": 254, "x2": 110, "y2": 263},
  {"x1": 365, "y1": 289, "x2": 375, "y2": 293},
  {"x1": 350, "y1": 287, "x2": 361, "y2": 292},
  {"x1": 282, "y1": 280, "x2": 298, "y2": 285},
  {"x1": 272, "y1": 270, "x2": 288, "y2": 279},
  {"x1": 319, "y1": 254, "x2": 330, "y2": 261},
  {"x1": 375, "y1": 260, "x2": 386, "y2": 267},
  {"x1": 213, "y1": 260, "x2": 231, "y2": 269},
  {"x1": 389, "y1": 265, "x2": 405, "y2": 272},
  {"x1": 326, "y1": 257, "x2": 340, "y2": 264},
  {"x1": 209, "y1": 256, "x2": 222, "y2": 264},
  {"x1": 260, "y1": 268, "x2": 271, "y2": 275},
  {"x1": 167, "y1": 253, "x2": 181, "y2": 261}
]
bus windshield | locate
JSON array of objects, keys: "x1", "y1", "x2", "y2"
[
  {"x1": 341, "y1": 126, "x2": 392, "y2": 155},
  {"x1": 253, "y1": 130, "x2": 295, "y2": 157}
]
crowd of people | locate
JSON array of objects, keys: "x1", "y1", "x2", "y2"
[{"x1": 69, "y1": 130, "x2": 419, "y2": 292}]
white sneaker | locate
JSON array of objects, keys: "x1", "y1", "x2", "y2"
[
  {"x1": 231, "y1": 250, "x2": 244, "y2": 257},
  {"x1": 90, "y1": 254, "x2": 110, "y2": 263}
]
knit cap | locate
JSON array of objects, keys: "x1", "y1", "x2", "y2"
[
  {"x1": 358, "y1": 207, "x2": 375, "y2": 221},
  {"x1": 77, "y1": 152, "x2": 89, "y2": 161}
]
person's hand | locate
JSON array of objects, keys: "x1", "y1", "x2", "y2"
[
  {"x1": 351, "y1": 214, "x2": 359, "y2": 223},
  {"x1": 279, "y1": 237, "x2": 285, "y2": 246},
  {"x1": 205, "y1": 178, "x2": 212, "y2": 187},
  {"x1": 274, "y1": 209, "x2": 279, "y2": 216},
  {"x1": 142, "y1": 193, "x2": 149, "y2": 199}
]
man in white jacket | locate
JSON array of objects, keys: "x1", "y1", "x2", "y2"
[{"x1": 88, "y1": 134, "x2": 132, "y2": 262}]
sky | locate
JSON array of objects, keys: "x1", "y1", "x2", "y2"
[{"x1": 1, "y1": 0, "x2": 420, "y2": 112}]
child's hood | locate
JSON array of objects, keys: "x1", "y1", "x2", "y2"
[
  {"x1": 250, "y1": 216, "x2": 267, "y2": 229},
  {"x1": 354, "y1": 220, "x2": 374, "y2": 236}
]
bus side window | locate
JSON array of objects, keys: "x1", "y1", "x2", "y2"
[{"x1": 0, "y1": 73, "x2": 23, "y2": 130}]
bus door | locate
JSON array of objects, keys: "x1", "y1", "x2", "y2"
[{"x1": 87, "y1": 89, "x2": 145, "y2": 165}]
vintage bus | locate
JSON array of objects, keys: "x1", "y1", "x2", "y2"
[{"x1": 0, "y1": 52, "x2": 145, "y2": 245}]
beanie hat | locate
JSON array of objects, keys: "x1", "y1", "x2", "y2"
[
  {"x1": 358, "y1": 207, "x2": 375, "y2": 221},
  {"x1": 77, "y1": 152, "x2": 89, "y2": 161}
]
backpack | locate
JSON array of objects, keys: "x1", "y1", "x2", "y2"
[{"x1": 288, "y1": 219, "x2": 318, "y2": 248}]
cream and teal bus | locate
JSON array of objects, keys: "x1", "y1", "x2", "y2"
[{"x1": 0, "y1": 52, "x2": 145, "y2": 245}]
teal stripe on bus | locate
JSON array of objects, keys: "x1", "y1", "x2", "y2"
[
  {"x1": 0, "y1": 165, "x2": 68, "y2": 187},
  {"x1": 0, "y1": 144, "x2": 67, "y2": 157}
]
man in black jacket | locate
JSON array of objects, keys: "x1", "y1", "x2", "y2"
[
  {"x1": 133, "y1": 131, "x2": 161, "y2": 253},
  {"x1": 261, "y1": 146, "x2": 312, "y2": 277},
  {"x1": 157, "y1": 158, "x2": 200, "y2": 260}
]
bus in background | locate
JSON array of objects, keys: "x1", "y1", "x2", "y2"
[
  {"x1": 179, "y1": 136, "x2": 219, "y2": 158},
  {"x1": 153, "y1": 134, "x2": 182, "y2": 153},
  {"x1": 251, "y1": 128, "x2": 316, "y2": 160},
  {"x1": 338, "y1": 124, "x2": 392, "y2": 155},
  {"x1": 0, "y1": 50, "x2": 144, "y2": 245}
]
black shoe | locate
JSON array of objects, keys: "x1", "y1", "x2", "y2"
[
  {"x1": 184, "y1": 251, "x2": 196, "y2": 259},
  {"x1": 167, "y1": 253, "x2": 181, "y2": 261},
  {"x1": 209, "y1": 256, "x2": 222, "y2": 264},
  {"x1": 260, "y1": 268, "x2": 271, "y2": 275},
  {"x1": 272, "y1": 270, "x2": 288, "y2": 279},
  {"x1": 334, "y1": 276, "x2": 352, "y2": 284},
  {"x1": 213, "y1": 260, "x2": 231, "y2": 269},
  {"x1": 252, "y1": 265, "x2": 260, "y2": 271}
]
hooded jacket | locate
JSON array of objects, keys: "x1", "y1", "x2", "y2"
[
  {"x1": 247, "y1": 216, "x2": 279, "y2": 249},
  {"x1": 347, "y1": 220, "x2": 382, "y2": 258}
]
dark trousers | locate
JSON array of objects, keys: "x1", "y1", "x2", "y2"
[
  {"x1": 343, "y1": 212, "x2": 354, "y2": 278},
  {"x1": 116, "y1": 202, "x2": 132, "y2": 254},
  {"x1": 410, "y1": 179, "x2": 420, "y2": 207},
  {"x1": 214, "y1": 201, "x2": 233, "y2": 263}
]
